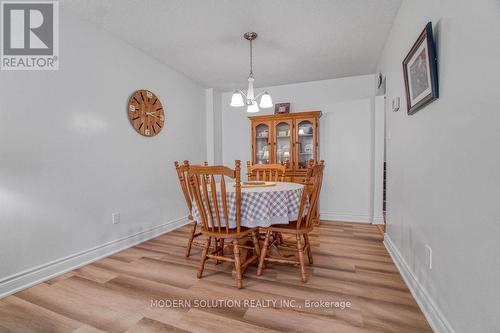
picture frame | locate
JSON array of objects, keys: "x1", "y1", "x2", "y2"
[
  {"x1": 274, "y1": 103, "x2": 291, "y2": 114},
  {"x1": 402, "y1": 22, "x2": 439, "y2": 115}
]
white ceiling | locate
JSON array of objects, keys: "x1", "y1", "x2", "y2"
[{"x1": 61, "y1": 0, "x2": 401, "y2": 91}]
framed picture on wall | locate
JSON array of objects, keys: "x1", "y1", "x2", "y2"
[{"x1": 402, "y1": 22, "x2": 439, "y2": 115}]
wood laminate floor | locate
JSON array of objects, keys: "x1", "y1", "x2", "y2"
[{"x1": 0, "y1": 221, "x2": 432, "y2": 333}]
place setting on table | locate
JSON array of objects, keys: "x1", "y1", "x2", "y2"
[{"x1": 174, "y1": 159, "x2": 324, "y2": 289}]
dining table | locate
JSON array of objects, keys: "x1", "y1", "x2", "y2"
[{"x1": 191, "y1": 181, "x2": 306, "y2": 228}]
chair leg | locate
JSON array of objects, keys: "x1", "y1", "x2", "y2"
[
  {"x1": 215, "y1": 238, "x2": 225, "y2": 265},
  {"x1": 272, "y1": 232, "x2": 281, "y2": 245},
  {"x1": 277, "y1": 232, "x2": 284, "y2": 245},
  {"x1": 220, "y1": 238, "x2": 225, "y2": 257},
  {"x1": 296, "y1": 235, "x2": 307, "y2": 282},
  {"x1": 185, "y1": 221, "x2": 197, "y2": 257},
  {"x1": 251, "y1": 230, "x2": 261, "y2": 258},
  {"x1": 304, "y1": 233, "x2": 313, "y2": 265},
  {"x1": 233, "y1": 240, "x2": 243, "y2": 289},
  {"x1": 257, "y1": 230, "x2": 271, "y2": 276},
  {"x1": 197, "y1": 236, "x2": 211, "y2": 279},
  {"x1": 215, "y1": 238, "x2": 221, "y2": 265}
]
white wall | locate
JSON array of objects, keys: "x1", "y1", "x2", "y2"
[
  {"x1": 213, "y1": 91, "x2": 223, "y2": 164},
  {"x1": 220, "y1": 75, "x2": 378, "y2": 222},
  {"x1": 0, "y1": 10, "x2": 206, "y2": 295},
  {"x1": 378, "y1": 1, "x2": 500, "y2": 332},
  {"x1": 205, "y1": 88, "x2": 215, "y2": 164},
  {"x1": 372, "y1": 96, "x2": 385, "y2": 225},
  {"x1": 205, "y1": 88, "x2": 223, "y2": 164}
]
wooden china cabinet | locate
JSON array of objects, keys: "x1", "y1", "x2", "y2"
[{"x1": 249, "y1": 110, "x2": 321, "y2": 183}]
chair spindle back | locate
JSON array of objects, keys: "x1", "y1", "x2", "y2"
[
  {"x1": 189, "y1": 160, "x2": 242, "y2": 234},
  {"x1": 174, "y1": 160, "x2": 193, "y2": 217},
  {"x1": 296, "y1": 161, "x2": 325, "y2": 229},
  {"x1": 246, "y1": 162, "x2": 287, "y2": 182},
  {"x1": 174, "y1": 161, "x2": 210, "y2": 217}
]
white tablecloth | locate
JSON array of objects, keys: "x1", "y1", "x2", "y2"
[{"x1": 191, "y1": 182, "x2": 305, "y2": 228}]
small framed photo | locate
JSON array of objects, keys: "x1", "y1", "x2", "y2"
[
  {"x1": 274, "y1": 103, "x2": 291, "y2": 114},
  {"x1": 402, "y1": 22, "x2": 439, "y2": 115}
]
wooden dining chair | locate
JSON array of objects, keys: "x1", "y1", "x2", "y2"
[
  {"x1": 257, "y1": 162, "x2": 325, "y2": 282},
  {"x1": 188, "y1": 160, "x2": 260, "y2": 289},
  {"x1": 174, "y1": 160, "x2": 200, "y2": 257},
  {"x1": 246, "y1": 161, "x2": 288, "y2": 182},
  {"x1": 304, "y1": 159, "x2": 316, "y2": 182},
  {"x1": 174, "y1": 160, "x2": 209, "y2": 257},
  {"x1": 304, "y1": 160, "x2": 325, "y2": 225}
]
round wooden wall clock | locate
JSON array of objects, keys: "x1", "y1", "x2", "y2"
[{"x1": 127, "y1": 89, "x2": 164, "y2": 137}]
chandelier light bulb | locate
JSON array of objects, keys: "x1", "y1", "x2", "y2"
[
  {"x1": 247, "y1": 101, "x2": 260, "y2": 113},
  {"x1": 230, "y1": 91, "x2": 244, "y2": 107},
  {"x1": 259, "y1": 92, "x2": 273, "y2": 108}
]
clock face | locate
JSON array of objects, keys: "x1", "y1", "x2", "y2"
[{"x1": 127, "y1": 89, "x2": 164, "y2": 137}]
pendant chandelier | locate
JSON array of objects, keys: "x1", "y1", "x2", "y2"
[{"x1": 230, "y1": 32, "x2": 272, "y2": 113}]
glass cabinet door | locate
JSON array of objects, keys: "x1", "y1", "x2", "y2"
[
  {"x1": 274, "y1": 121, "x2": 292, "y2": 166},
  {"x1": 254, "y1": 123, "x2": 270, "y2": 164},
  {"x1": 296, "y1": 119, "x2": 315, "y2": 169}
]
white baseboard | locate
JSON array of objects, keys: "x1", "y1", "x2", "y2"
[
  {"x1": 384, "y1": 234, "x2": 456, "y2": 333},
  {"x1": 371, "y1": 216, "x2": 385, "y2": 225},
  {"x1": 320, "y1": 211, "x2": 371, "y2": 223},
  {"x1": 0, "y1": 216, "x2": 189, "y2": 299}
]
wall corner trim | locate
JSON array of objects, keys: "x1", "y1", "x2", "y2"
[
  {"x1": 371, "y1": 216, "x2": 385, "y2": 225},
  {"x1": 0, "y1": 216, "x2": 189, "y2": 299},
  {"x1": 384, "y1": 234, "x2": 456, "y2": 333}
]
